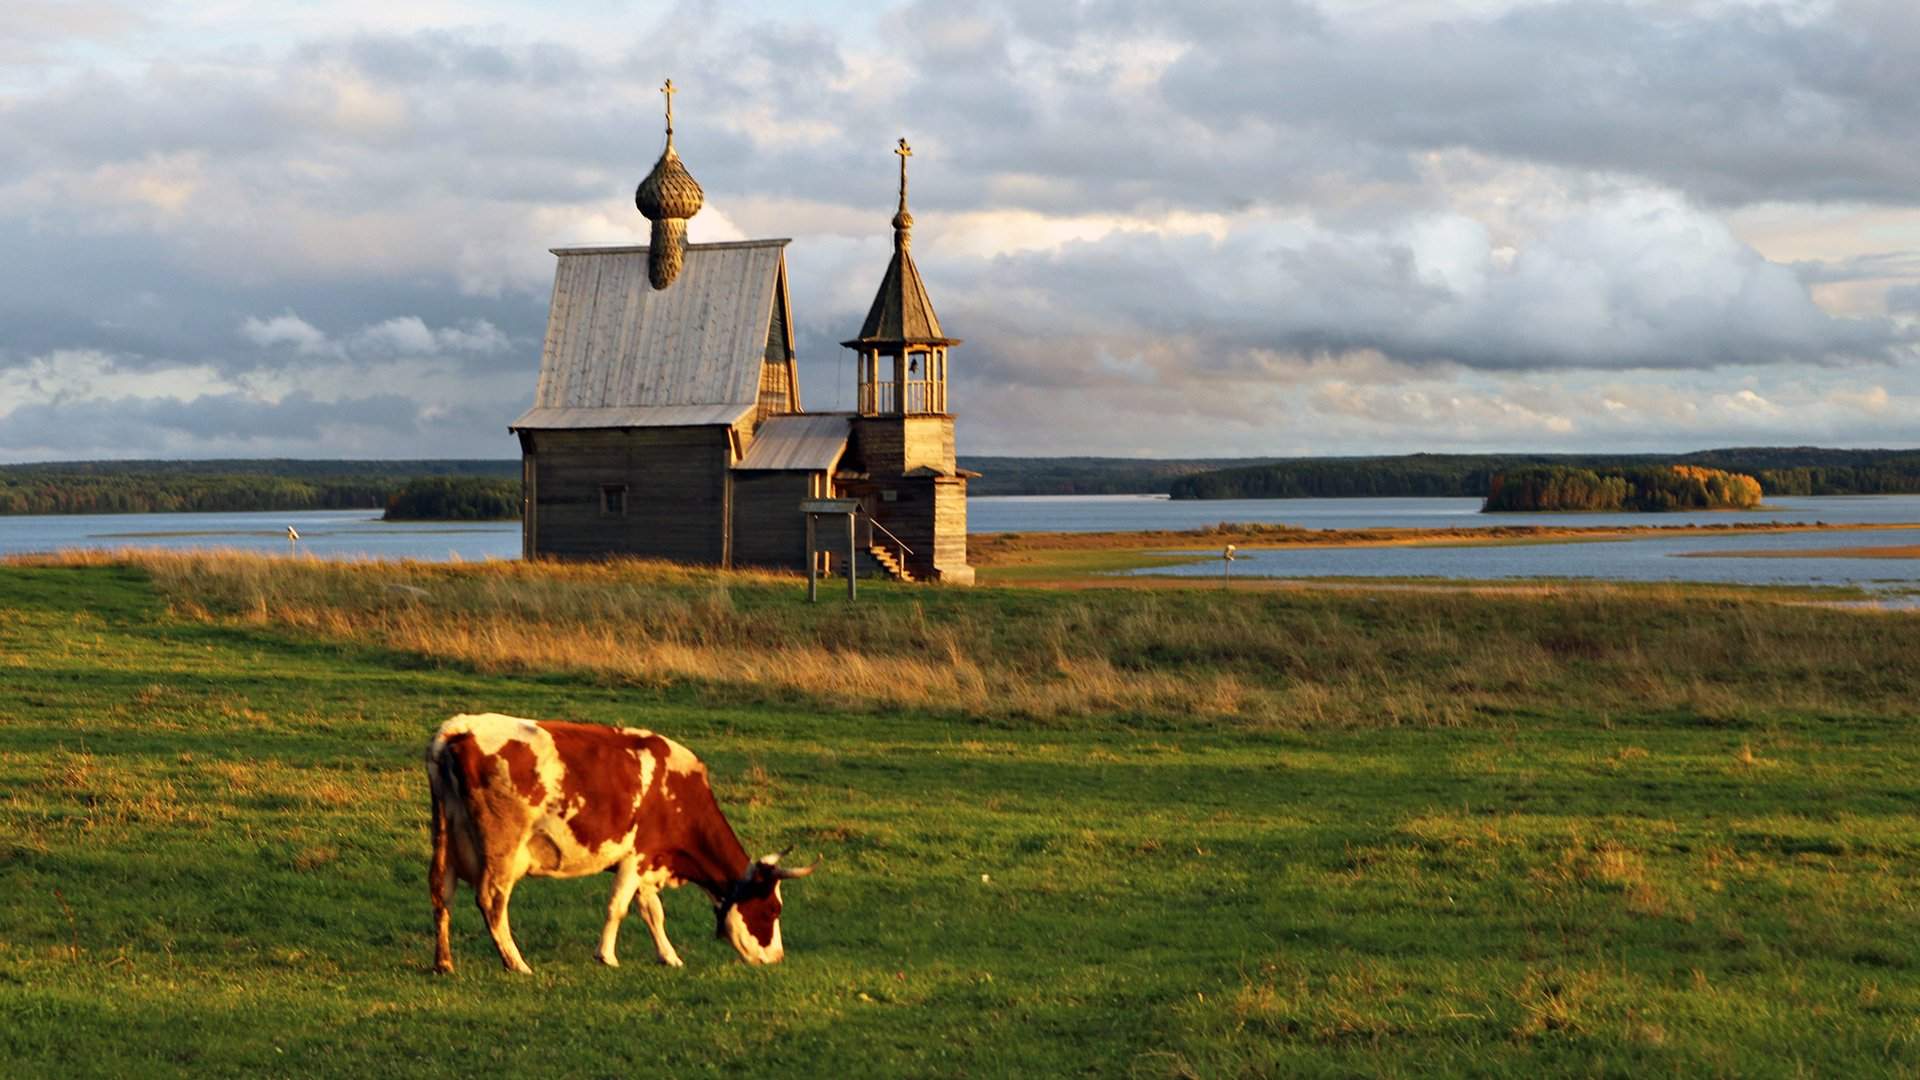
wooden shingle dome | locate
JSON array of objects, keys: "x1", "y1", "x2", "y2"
[{"x1": 634, "y1": 79, "x2": 705, "y2": 290}]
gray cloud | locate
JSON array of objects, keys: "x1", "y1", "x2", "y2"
[
  {"x1": 2, "y1": 2, "x2": 1919, "y2": 461},
  {"x1": 936, "y1": 194, "x2": 1905, "y2": 392},
  {"x1": 1160, "y1": 0, "x2": 1920, "y2": 208},
  {"x1": 0, "y1": 390, "x2": 421, "y2": 452}
]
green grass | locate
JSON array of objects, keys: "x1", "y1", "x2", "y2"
[{"x1": 3, "y1": 562, "x2": 1919, "y2": 1076}]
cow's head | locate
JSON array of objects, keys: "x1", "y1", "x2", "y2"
[{"x1": 715, "y1": 849, "x2": 816, "y2": 964}]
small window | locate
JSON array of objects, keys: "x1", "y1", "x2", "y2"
[{"x1": 600, "y1": 484, "x2": 627, "y2": 516}]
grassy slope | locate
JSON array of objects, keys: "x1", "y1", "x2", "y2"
[{"x1": 2, "y1": 561, "x2": 1918, "y2": 1076}]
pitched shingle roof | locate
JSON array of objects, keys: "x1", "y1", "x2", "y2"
[
  {"x1": 840, "y1": 248, "x2": 959, "y2": 349},
  {"x1": 511, "y1": 240, "x2": 788, "y2": 430},
  {"x1": 734, "y1": 413, "x2": 851, "y2": 471}
]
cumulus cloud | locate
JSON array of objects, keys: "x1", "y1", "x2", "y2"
[
  {"x1": 236, "y1": 312, "x2": 515, "y2": 363},
  {"x1": 240, "y1": 312, "x2": 338, "y2": 356},
  {"x1": 351, "y1": 316, "x2": 510, "y2": 355}
]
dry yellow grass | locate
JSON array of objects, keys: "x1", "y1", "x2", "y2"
[{"x1": 9, "y1": 547, "x2": 1915, "y2": 729}]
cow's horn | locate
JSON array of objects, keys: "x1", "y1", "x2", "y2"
[
  {"x1": 760, "y1": 845, "x2": 795, "y2": 866},
  {"x1": 771, "y1": 857, "x2": 819, "y2": 880}
]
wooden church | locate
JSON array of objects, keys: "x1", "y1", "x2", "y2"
[{"x1": 509, "y1": 83, "x2": 974, "y2": 584}]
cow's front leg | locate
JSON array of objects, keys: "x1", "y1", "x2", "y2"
[
  {"x1": 597, "y1": 856, "x2": 642, "y2": 967},
  {"x1": 636, "y1": 888, "x2": 684, "y2": 967}
]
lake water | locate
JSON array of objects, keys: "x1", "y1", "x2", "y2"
[{"x1": 2, "y1": 494, "x2": 1918, "y2": 588}]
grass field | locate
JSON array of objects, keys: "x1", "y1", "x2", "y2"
[{"x1": 3, "y1": 553, "x2": 1919, "y2": 1076}]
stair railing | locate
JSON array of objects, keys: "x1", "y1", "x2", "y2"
[{"x1": 856, "y1": 511, "x2": 914, "y2": 579}]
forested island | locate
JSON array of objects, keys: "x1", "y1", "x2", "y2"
[
  {"x1": 381, "y1": 477, "x2": 521, "y2": 521},
  {"x1": 1169, "y1": 447, "x2": 1920, "y2": 500},
  {"x1": 1482, "y1": 465, "x2": 1763, "y2": 512}
]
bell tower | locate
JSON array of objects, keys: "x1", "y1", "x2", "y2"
[
  {"x1": 838, "y1": 137, "x2": 973, "y2": 584},
  {"x1": 843, "y1": 139, "x2": 959, "y2": 418}
]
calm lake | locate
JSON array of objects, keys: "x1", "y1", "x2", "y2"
[{"x1": 2, "y1": 494, "x2": 1918, "y2": 588}]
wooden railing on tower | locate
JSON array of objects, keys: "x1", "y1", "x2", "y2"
[{"x1": 859, "y1": 379, "x2": 945, "y2": 415}]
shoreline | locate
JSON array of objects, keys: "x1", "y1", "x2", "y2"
[
  {"x1": 973, "y1": 519, "x2": 1919, "y2": 558},
  {"x1": 972, "y1": 519, "x2": 1920, "y2": 583}
]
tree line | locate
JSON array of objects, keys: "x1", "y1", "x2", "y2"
[
  {"x1": 7, "y1": 448, "x2": 1920, "y2": 515},
  {"x1": 1482, "y1": 465, "x2": 1763, "y2": 512},
  {"x1": 382, "y1": 478, "x2": 522, "y2": 521},
  {"x1": 1171, "y1": 448, "x2": 1920, "y2": 500},
  {"x1": 0, "y1": 460, "x2": 519, "y2": 517}
]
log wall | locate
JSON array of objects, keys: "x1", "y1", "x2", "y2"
[
  {"x1": 526, "y1": 427, "x2": 731, "y2": 562},
  {"x1": 732, "y1": 470, "x2": 818, "y2": 570}
]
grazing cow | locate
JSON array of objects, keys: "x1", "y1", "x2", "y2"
[{"x1": 425, "y1": 712, "x2": 815, "y2": 973}]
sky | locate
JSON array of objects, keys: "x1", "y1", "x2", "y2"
[{"x1": 2, "y1": 0, "x2": 1918, "y2": 461}]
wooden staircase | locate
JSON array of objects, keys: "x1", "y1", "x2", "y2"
[{"x1": 862, "y1": 543, "x2": 915, "y2": 583}]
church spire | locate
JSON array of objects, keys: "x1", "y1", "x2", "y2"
[
  {"x1": 634, "y1": 78, "x2": 704, "y2": 290},
  {"x1": 892, "y1": 137, "x2": 913, "y2": 253}
]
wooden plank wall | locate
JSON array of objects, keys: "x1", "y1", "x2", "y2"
[
  {"x1": 731, "y1": 471, "x2": 816, "y2": 570},
  {"x1": 849, "y1": 416, "x2": 955, "y2": 474},
  {"x1": 528, "y1": 428, "x2": 730, "y2": 562},
  {"x1": 843, "y1": 415, "x2": 970, "y2": 581},
  {"x1": 908, "y1": 418, "x2": 957, "y2": 472},
  {"x1": 930, "y1": 477, "x2": 971, "y2": 581}
]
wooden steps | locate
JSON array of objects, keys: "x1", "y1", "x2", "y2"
[{"x1": 863, "y1": 544, "x2": 915, "y2": 583}]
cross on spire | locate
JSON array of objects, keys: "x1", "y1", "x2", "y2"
[
  {"x1": 662, "y1": 78, "x2": 677, "y2": 138},
  {"x1": 895, "y1": 136, "x2": 912, "y2": 211}
]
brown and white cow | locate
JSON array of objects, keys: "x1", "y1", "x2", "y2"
[{"x1": 425, "y1": 713, "x2": 815, "y2": 973}]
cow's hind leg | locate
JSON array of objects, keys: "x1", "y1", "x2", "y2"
[
  {"x1": 429, "y1": 791, "x2": 457, "y2": 973},
  {"x1": 597, "y1": 856, "x2": 643, "y2": 967},
  {"x1": 476, "y1": 871, "x2": 533, "y2": 974},
  {"x1": 636, "y1": 888, "x2": 684, "y2": 968}
]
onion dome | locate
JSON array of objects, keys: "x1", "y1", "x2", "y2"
[
  {"x1": 635, "y1": 144, "x2": 704, "y2": 221},
  {"x1": 633, "y1": 79, "x2": 704, "y2": 290}
]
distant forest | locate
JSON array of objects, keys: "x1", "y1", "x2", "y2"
[
  {"x1": 1483, "y1": 465, "x2": 1763, "y2": 512},
  {"x1": 5, "y1": 447, "x2": 1920, "y2": 517},
  {"x1": 0, "y1": 459, "x2": 517, "y2": 516},
  {"x1": 382, "y1": 477, "x2": 521, "y2": 521},
  {"x1": 1170, "y1": 448, "x2": 1920, "y2": 500},
  {"x1": 0, "y1": 455, "x2": 1255, "y2": 516},
  {"x1": 959, "y1": 456, "x2": 1287, "y2": 496}
]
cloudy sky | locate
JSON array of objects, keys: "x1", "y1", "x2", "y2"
[{"x1": 3, "y1": 0, "x2": 1918, "y2": 460}]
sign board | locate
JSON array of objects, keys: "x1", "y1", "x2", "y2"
[{"x1": 801, "y1": 499, "x2": 859, "y2": 603}]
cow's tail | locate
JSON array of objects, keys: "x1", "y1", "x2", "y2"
[{"x1": 426, "y1": 728, "x2": 476, "y2": 896}]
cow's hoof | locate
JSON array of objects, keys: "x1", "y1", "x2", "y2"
[
  {"x1": 657, "y1": 954, "x2": 685, "y2": 968},
  {"x1": 433, "y1": 960, "x2": 454, "y2": 975},
  {"x1": 597, "y1": 953, "x2": 619, "y2": 968}
]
